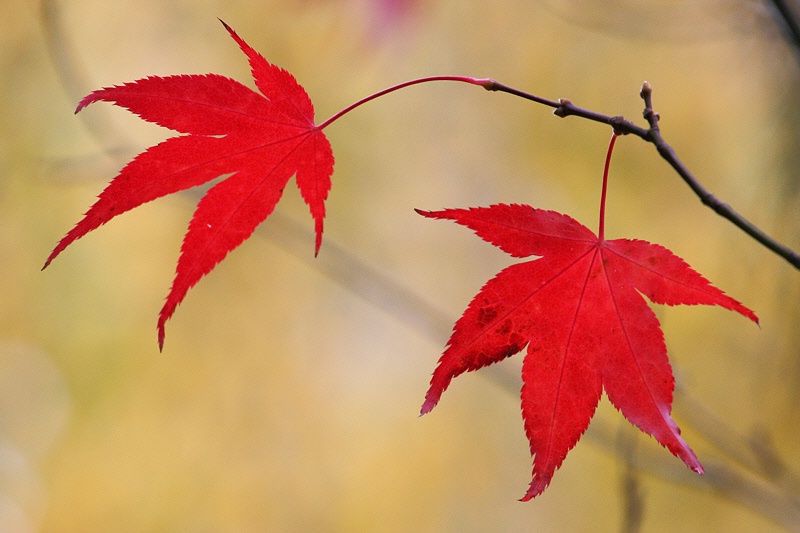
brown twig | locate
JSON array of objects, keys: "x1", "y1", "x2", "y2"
[
  {"x1": 483, "y1": 80, "x2": 800, "y2": 271},
  {"x1": 639, "y1": 82, "x2": 800, "y2": 269}
]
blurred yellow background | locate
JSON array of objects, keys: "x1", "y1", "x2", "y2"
[{"x1": 1, "y1": 0, "x2": 799, "y2": 531}]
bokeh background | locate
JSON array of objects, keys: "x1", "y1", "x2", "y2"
[{"x1": 1, "y1": 0, "x2": 799, "y2": 531}]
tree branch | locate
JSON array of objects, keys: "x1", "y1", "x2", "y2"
[
  {"x1": 638, "y1": 82, "x2": 800, "y2": 269},
  {"x1": 484, "y1": 79, "x2": 800, "y2": 270},
  {"x1": 769, "y1": 0, "x2": 800, "y2": 67}
]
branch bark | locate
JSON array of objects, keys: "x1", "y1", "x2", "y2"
[{"x1": 484, "y1": 79, "x2": 800, "y2": 270}]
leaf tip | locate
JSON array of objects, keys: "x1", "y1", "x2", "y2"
[
  {"x1": 75, "y1": 94, "x2": 94, "y2": 114},
  {"x1": 219, "y1": 18, "x2": 248, "y2": 52},
  {"x1": 728, "y1": 300, "x2": 759, "y2": 327},
  {"x1": 218, "y1": 18, "x2": 233, "y2": 34},
  {"x1": 520, "y1": 463, "x2": 559, "y2": 500},
  {"x1": 314, "y1": 232, "x2": 323, "y2": 257},
  {"x1": 42, "y1": 240, "x2": 68, "y2": 270},
  {"x1": 671, "y1": 436, "x2": 704, "y2": 475},
  {"x1": 157, "y1": 311, "x2": 169, "y2": 352},
  {"x1": 520, "y1": 477, "x2": 550, "y2": 502}
]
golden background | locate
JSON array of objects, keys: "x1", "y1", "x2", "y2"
[{"x1": 1, "y1": 0, "x2": 799, "y2": 531}]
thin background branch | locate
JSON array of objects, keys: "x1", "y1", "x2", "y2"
[
  {"x1": 768, "y1": 0, "x2": 800, "y2": 66},
  {"x1": 617, "y1": 428, "x2": 645, "y2": 533}
]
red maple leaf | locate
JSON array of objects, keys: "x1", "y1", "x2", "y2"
[
  {"x1": 417, "y1": 138, "x2": 758, "y2": 500},
  {"x1": 43, "y1": 21, "x2": 333, "y2": 349},
  {"x1": 42, "y1": 16, "x2": 495, "y2": 349}
]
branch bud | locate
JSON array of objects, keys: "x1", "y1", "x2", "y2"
[{"x1": 553, "y1": 98, "x2": 572, "y2": 118}]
